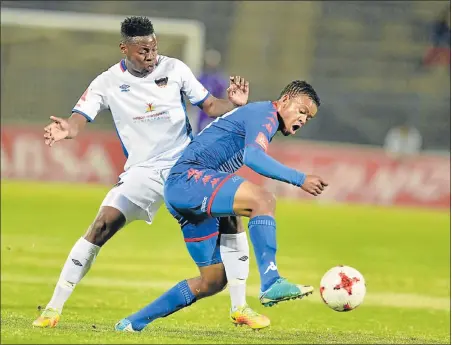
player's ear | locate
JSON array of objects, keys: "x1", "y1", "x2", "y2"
[
  {"x1": 119, "y1": 42, "x2": 127, "y2": 55},
  {"x1": 281, "y1": 94, "x2": 290, "y2": 108}
]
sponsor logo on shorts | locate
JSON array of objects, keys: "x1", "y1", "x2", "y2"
[
  {"x1": 238, "y1": 255, "x2": 249, "y2": 262},
  {"x1": 201, "y1": 196, "x2": 208, "y2": 212}
]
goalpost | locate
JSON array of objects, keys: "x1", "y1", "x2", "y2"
[
  {"x1": 1, "y1": 7, "x2": 206, "y2": 129},
  {"x1": 1, "y1": 7, "x2": 206, "y2": 76}
]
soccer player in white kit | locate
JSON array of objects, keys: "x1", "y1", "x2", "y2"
[{"x1": 34, "y1": 16, "x2": 270, "y2": 330}]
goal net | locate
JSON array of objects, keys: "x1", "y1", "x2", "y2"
[{"x1": 1, "y1": 8, "x2": 205, "y2": 129}]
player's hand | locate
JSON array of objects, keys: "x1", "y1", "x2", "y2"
[
  {"x1": 43, "y1": 116, "x2": 70, "y2": 147},
  {"x1": 301, "y1": 175, "x2": 328, "y2": 196},
  {"x1": 227, "y1": 75, "x2": 249, "y2": 106}
]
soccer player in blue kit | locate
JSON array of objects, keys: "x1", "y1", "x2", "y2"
[{"x1": 116, "y1": 80, "x2": 327, "y2": 332}]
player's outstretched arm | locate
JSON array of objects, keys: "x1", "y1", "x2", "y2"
[
  {"x1": 43, "y1": 113, "x2": 88, "y2": 147},
  {"x1": 44, "y1": 73, "x2": 107, "y2": 147},
  {"x1": 243, "y1": 145, "x2": 328, "y2": 196},
  {"x1": 200, "y1": 76, "x2": 249, "y2": 118}
]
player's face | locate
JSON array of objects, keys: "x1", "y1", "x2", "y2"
[
  {"x1": 278, "y1": 94, "x2": 318, "y2": 136},
  {"x1": 120, "y1": 34, "x2": 158, "y2": 75}
]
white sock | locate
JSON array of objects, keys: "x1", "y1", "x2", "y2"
[
  {"x1": 46, "y1": 237, "x2": 100, "y2": 313},
  {"x1": 220, "y1": 232, "x2": 249, "y2": 311}
]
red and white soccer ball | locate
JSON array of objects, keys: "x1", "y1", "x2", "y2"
[{"x1": 320, "y1": 265, "x2": 366, "y2": 312}]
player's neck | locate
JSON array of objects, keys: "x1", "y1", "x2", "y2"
[
  {"x1": 124, "y1": 59, "x2": 150, "y2": 78},
  {"x1": 271, "y1": 101, "x2": 284, "y2": 132}
]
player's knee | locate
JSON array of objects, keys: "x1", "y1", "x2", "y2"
[
  {"x1": 84, "y1": 208, "x2": 126, "y2": 247},
  {"x1": 85, "y1": 218, "x2": 110, "y2": 247},
  {"x1": 252, "y1": 190, "x2": 276, "y2": 216},
  {"x1": 200, "y1": 276, "x2": 227, "y2": 296},
  {"x1": 198, "y1": 269, "x2": 227, "y2": 297}
]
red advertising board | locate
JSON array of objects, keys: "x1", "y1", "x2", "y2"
[
  {"x1": 1, "y1": 126, "x2": 450, "y2": 210},
  {"x1": 239, "y1": 141, "x2": 450, "y2": 210},
  {"x1": 1, "y1": 126, "x2": 124, "y2": 185}
]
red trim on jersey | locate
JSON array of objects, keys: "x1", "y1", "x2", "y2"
[
  {"x1": 206, "y1": 174, "x2": 235, "y2": 217},
  {"x1": 184, "y1": 231, "x2": 219, "y2": 242}
]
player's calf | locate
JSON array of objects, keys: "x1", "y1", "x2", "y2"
[
  {"x1": 230, "y1": 182, "x2": 280, "y2": 286},
  {"x1": 230, "y1": 182, "x2": 315, "y2": 306},
  {"x1": 116, "y1": 264, "x2": 227, "y2": 332},
  {"x1": 33, "y1": 206, "x2": 126, "y2": 327}
]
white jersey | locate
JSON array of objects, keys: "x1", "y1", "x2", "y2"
[{"x1": 72, "y1": 55, "x2": 209, "y2": 171}]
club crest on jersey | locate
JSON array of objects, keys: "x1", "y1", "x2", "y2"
[
  {"x1": 145, "y1": 103, "x2": 155, "y2": 113},
  {"x1": 119, "y1": 84, "x2": 130, "y2": 92},
  {"x1": 155, "y1": 77, "x2": 168, "y2": 87}
]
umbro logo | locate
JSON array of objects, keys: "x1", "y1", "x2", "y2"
[
  {"x1": 238, "y1": 255, "x2": 249, "y2": 262},
  {"x1": 72, "y1": 259, "x2": 83, "y2": 267},
  {"x1": 119, "y1": 84, "x2": 130, "y2": 92}
]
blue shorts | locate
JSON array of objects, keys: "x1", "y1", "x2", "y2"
[{"x1": 164, "y1": 168, "x2": 245, "y2": 267}]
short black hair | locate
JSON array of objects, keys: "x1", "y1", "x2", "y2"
[
  {"x1": 121, "y1": 16, "x2": 154, "y2": 41},
  {"x1": 279, "y1": 80, "x2": 321, "y2": 107}
]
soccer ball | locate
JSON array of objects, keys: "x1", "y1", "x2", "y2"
[{"x1": 319, "y1": 265, "x2": 366, "y2": 312}]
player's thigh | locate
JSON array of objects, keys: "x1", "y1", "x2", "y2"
[
  {"x1": 164, "y1": 171, "x2": 206, "y2": 222},
  {"x1": 164, "y1": 169, "x2": 239, "y2": 221},
  {"x1": 232, "y1": 180, "x2": 276, "y2": 217},
  {"x1": 183, "y1": 218, "x2": 223, "y2": 267},
  {"x1": 108, "y1": 167, "x2": 166, "y2": 224},
  {"x1": 205, "y1": 173, "x2": 246, "y2": 218},
  {"x1": 100, "y1": 187, "x2": 146, "y2": 226}
]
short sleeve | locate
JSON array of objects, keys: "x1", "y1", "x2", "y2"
[
  {"x1": 244, "y1": 103, "x2": 279, "y2": 153},
  {"x1": 177, "y1": 60, "x2": 210, "y2": 106},
  {"x1": 72, "y1": 73, "x2": 108, "y2": 122}
]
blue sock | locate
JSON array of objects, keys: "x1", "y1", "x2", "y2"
[
  {"x1": 248, "y1": 215, "x2": 280, "y2": 292},
  {"x1": 126, "y1": 280, "x2": 196, "y2": 331}
]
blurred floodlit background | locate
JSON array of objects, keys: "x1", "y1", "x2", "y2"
[{"x1": 1, "y1": 0, "x2": 450, "y2": 206}]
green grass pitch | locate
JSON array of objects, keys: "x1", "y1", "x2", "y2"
[{"x1": 1, "y1": 180, "x2": 450, "y2": 344}]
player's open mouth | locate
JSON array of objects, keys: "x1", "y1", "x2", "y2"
[
  {"x1": 291, "y1": 120, "x2": 305, "y2": 133},
  {"x1": 291, "y1": 124, "x2": 302, "y2": 133}
]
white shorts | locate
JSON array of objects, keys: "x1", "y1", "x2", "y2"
[{"x1": 100, "y1": 166, "x2": 171, "y2": 224}]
